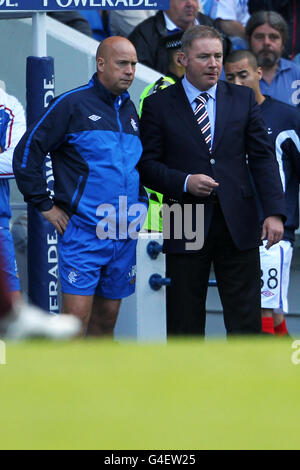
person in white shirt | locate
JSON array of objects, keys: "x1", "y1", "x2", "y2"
[
  {"x1": 0, "y1": 86, "x2": 26, "y2": 303},
  {"x1": 210, "y1": 0, "x2": 250, "y2": 49}
]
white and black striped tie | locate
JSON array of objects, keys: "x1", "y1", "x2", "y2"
[{"x1": 194, "y1": 92, "x2": 211, "y2": 152}]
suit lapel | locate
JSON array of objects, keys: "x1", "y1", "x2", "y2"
[
  {"x1": 212, "y1": 80, "x2": 232, "y2": 152},
  {"x1": 169, "y1": 81, "x2": 211, "y2": 155}
]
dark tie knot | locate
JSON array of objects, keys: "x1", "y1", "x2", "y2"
[{"x1": 196, "y1": 93, "x2": 210, "y2": 105}]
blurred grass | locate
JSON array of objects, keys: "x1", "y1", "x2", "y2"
[{"x1": 0, "y1": 337, "x2": 299, "y2": 450}]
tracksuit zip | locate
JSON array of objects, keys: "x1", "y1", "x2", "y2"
[{"x1": 114, "y1": 97, "x2": 128, "y2": 201}]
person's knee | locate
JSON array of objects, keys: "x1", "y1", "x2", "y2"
[
  {"x1": 62, "y1": 293, "x2": 93, "y2": 327},
  {"x1": 100, "y1": 301, "x2": 120, "y2": 323},
  {"x1": 93, "y1": 298, "x2": 121, "y2": 332}
]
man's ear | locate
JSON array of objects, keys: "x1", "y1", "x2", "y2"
[
  {"x1": 178, "y1": 51, "x2": 188, "y2": 68},
  {"x1": 257, "y1": 66, "x2": 263, "y2": 81},
  {"x1": 173, "y1": 51, "x2": 181, "y2": 67},
  {"x1": 97, "y1": 56, "x2": 105, "y2": 73}
]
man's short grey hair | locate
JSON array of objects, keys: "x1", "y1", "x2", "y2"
[
  {"x1": 246, "y1": 10, "x2": 288, "y2": 46},
  {"x1": 181, "y1": 25, "x2": 223, "y2": 54}
]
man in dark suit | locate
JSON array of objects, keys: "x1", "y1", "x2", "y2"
[{"x1": 138, "y1": 25, "x2": 286, "y2": 336}]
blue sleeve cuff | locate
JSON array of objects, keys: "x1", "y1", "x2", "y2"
[{"x1": 184, "y1": 174, "x2": 191, "y2": 193}]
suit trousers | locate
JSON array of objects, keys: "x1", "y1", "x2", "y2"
[{"x1": 166, "y1": 202, "x2": 262, "y2": 336}]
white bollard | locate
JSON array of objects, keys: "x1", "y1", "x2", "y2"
[{"x1": 114, "y1": 232, "x2": 168, "y2": 343}]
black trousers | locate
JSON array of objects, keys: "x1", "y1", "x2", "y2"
[{"x1": 166, "y1": 203, "x2": 262, "y2": 336}]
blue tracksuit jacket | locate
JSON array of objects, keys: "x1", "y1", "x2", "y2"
[{"x1": 13, "y1": 73, "x2": 147, "y2": 235}]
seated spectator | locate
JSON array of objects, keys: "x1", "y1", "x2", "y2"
[
  {"x1": 210, "y1": 0, "x2": 250, "y2": 50},
  {"x1": 248, "y1": 0, "x2": 300, "y2": 61},
  {"x1": 128, "y1": 0, "x2": 231, "y2": 74},
  {"x1": 246, "y1": 10, "x2": 300, "y2": 107},
  {"x1": 110, "y1": 10, "x2": 155, "y2": 37},
  {"x1": 48, "y1": 11, "x2": 93, "y2": 37},
  {"x1": 109, "y1": 4, "x2": 205, "y2": 39},
  {"x1": 79, "y1": 10, "x2": 111, "y2": 41}
]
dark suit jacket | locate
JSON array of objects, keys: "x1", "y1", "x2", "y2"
[{"x1": 138, "y1": 79, "x2": 286, "y2": 253}]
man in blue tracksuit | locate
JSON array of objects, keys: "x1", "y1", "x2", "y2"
[{"x1": 13, "y1": 37, "x2": 147, "y2": 337}]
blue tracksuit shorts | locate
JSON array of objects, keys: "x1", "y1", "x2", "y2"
[{"x1": 58, "y1": 217, "x2": 137, "y2": 299}]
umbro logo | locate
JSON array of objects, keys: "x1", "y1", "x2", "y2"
[
  {"x1": 261, "y1": 290, "x2": 274, "y2": 297},
  {"x1": 89, "y1": 114, "x2": 101, "y2": 121}
]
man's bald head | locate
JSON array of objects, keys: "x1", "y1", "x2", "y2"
[
  {"x1": 96, "y1": 37, "x2": 138, "y2": 96},
  {"x1": 96, "y1": 36, "x2": 134, "y2": 60}
]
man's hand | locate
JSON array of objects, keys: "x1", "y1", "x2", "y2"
[
  {"x1": 41, "y1": 205, "x2": 69, "y2": 235},
  {"x1": 261, "y1": 215, "x2": 284, "y2": 250},
  {"x1": 187, "y1": 174, "x2": 219, "y2": 197}
]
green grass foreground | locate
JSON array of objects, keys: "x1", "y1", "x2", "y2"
[{"x1": 0, "y1": 337, "x2": 299, "y2": 450}]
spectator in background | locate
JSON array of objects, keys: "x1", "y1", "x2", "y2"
[
  {"x1": 210, "y1": 0, "x2": 250, "y2": 50},
  {"x1": 246, "y1": 10, "x2": 300, "y2": 107},
  {"x1": 109, "y1": 1, "x2": 204, "y2": 37},
  {"x1": 128, "y1": 0, "x2": 231, "y2": 74},
  {"x1": 248, "y1": 0, "x2": 300, "y2": 61},
  {"x1": 48, "y1": 11, "x2": 93, "y2": 37},
  {"x1": 224, "y1": 49, "x2": 300, "y2": 336}
]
